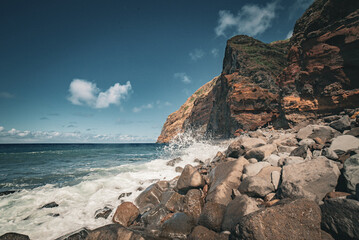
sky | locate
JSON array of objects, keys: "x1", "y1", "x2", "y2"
[{"x1": 0, "y1": 0, "x2": 313, "y2": 143}]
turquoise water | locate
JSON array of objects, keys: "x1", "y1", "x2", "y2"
[{"x1": 0, "y1": 143, "x2": 162, "y2": 191}]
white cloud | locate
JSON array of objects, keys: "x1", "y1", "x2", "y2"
[
  {"x1": 286, "y1": 30, "x2": 293, "y2": 39},
  {"x1": 174, "y1": 72, "x2": 191, "y2": 84},
  {"x1": 164, "y1": 101, "x2": 172, "y2": 106},
  {"x1": 0, "y1": 92, "x2": 15, "y2": 99},
  {"x1": 67, "y1": 79, "x2": 131, "y2": 109},
  {"x1": 132, "y1": 103, "x2": 153, "y2": 113},
  {"x1": 0, "y1": 126, "x2": 4, "y2": 132},
  {"x1": 0, "y1": 126, "x2": 154, "y2": 143},
  {"x1": 189, "y1": 49, "x2": 205, "y2": 61},
  {"x1": 211, "y1": 48, "x2": 219, "y2": 57},
  {"x1": 215, "y1": 1, "x2": 277, "y2": 37}
]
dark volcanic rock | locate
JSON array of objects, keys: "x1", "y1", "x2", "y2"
[
  {"x1": 198, "y1": 202, "x2": 226, "y2": 232},
  {"x1": 0, "y1": 233, "x2": 30, "y2": 240},
  {"x1": 86, "y1": 224, "x2": 145, "y2": 240},
  {"x1": 233, "y1": 198, "x2": 321, "y2": 240},
  {"x1": 176, "y1": 165, "x2": 205, "y2": 193},
  {"x1": 56, "y1": 228, "x2": 90, "y2": 240},
  {"x1": 112, "y1": 202, "x2": 139, "y2": 227},
  {"x1": 160, "y1": 191, "x2": 185, "y2": 212},
  {"x1": 140, "y1": 204, "x2": 170, "y2": 227},
  {"x1": 329, "y1": 115, "x2": 351, "y2": 132},
  {"x1": 135, "y1": 181, "x2": 170, "y2": 214},
  {"x1": 160, "y1": 212, "x2": 195, "y2": 239},
  {"x1": 94, "y1": 207, "x2": 112, "y2": 219},
  {"x1": 321, "y1": 198, "x2": 359, "y2": 239},
  {"x1": 0, "y1": 191, "x2": 16, "y2": 197},
  {"x1": 40, "y1": 201, "x2": 59, "y2": 209},
  {"x1": 183, "y1": 189, "x2": 204, "y2": 223},
  {"x1": 188, "y1": 226, "x2": 225, "y2": 240},
  {"x1": 343, "y1": 154, "x2": 359, "y2": 194}
]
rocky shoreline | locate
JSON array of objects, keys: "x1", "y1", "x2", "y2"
[{"x1": 2, "y1": 109, "x2": 359, "y2": 240}]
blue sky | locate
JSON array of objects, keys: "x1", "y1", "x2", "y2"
[{"x1": 0, "y1": 0, "x2": 313, "y2": 143}]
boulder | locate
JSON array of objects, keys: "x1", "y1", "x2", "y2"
[
  {"x1": 329, "y1": 115, "x2": 351, "y2": 132},
  {"x1": 343, "y1": 154, "x2": 359, "y2": 194},
  {"x1": 323, "y1": 115, "x2": 341, "y2": 123},
  {"x1": 243, "y1": 162, "x2": 271, "y2": 177},
  {"x1": 206, "y1": 157, "x2": 248, "y2": 206},
  {"x1": 324, "y1": 191, "x2": 351, "y2": 200},
  {"x1": 233, "y1": 198, "x2": 321, "y2": 240},
  {"x1": 188, "y1": 226, "x2": 224, "y2": 240},
  {"x1": 329, "y1": 135, "x2": 359, "y2": 155},
  {"x1": 40, "y1": 201, "x2": 58, "y2": 209},
  {"x1": 112, "y1": 202, "x2": 139, "y2": 227},
  {"x1": 0, "y1": 233, "x2": 30, "y2": 240},
  {"x1": 279, "y1": 157, "x2": 340, "y2": 202},
  {"x1": 290, "y1": 145, "x2": 309, "y2": 158},
  {"x1": 244, "y1": 144, "x2": 277, "y2": 161},
  {"x1": 94, "y1": 207, "x2": 112, "y2": 219},
  {"x1": 264, "y1": 154, "x2": 281, "y2": 166},
  {"x1": 346, "y1": 127, "x2": 359, "y2": 137},
  {"x1": 198, "y1": 202, "x2": 226, "y2": 232},
  {"x1": 135, "y1": 181, "x2": 170, "y2": 214},
  {"x1": 323, "y1": 148, "x2": 339, "y2": 160},
  {"x1": 321, "y1": 198, "x2": 359, "y2": 240},
  {"x1": 183, "y1": 189, "x2": 204, "y2": 223},
  {"x1": 167, "y1": 157, "x2": 182, "y2": 166},
  {"x1": 298, "y1": 138, "x2": 315, "y2": 147},
  {"x1": 297, "y1": 125, "x2": 338, "y2": 143},
  {"x1": 271, "y1": 171, "x2": 281, "y2": 190},
  {"x1": 221, "y1": 195, "x2": 259, "y2": 231},
  {"x1": 56, "y1": 228, "x2": 90, "y2": 240},
  {"x1": 160, "y1": 212, "x2": 195, "y2": 239},
  {"x1": 212, "y1": 151, "x2": 226, "y2": 163},
  {"x1": 238, "y1": 166, "x2": 280, "y2": 198},
  {"x1": 140, "y1": 204, "x2": 170, "y2": 227},
  {"x1": 176, "y1": 165, "x2": 205, "y2": 193},
  {"x1": 226, "y1": 137, "x2": 266, "y2": 158},
  {"x1": 160, "y1": 191, "x2": 184, "y2": 212},
  {"x1": 86, "y1": 224, "x2": 144, "y2": 240},
  {"x1": 280, "y1": 156, "x2": 305, "y2": 166}
]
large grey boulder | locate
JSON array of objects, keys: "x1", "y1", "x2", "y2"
[
  {"x1": 86, "y1": 224, "x2": 145, "y2": 240},
  {"x1": 296, "y1": 125, "x2": 338, "y2": 143},
  {"x1": 160, "y1": 191, "x2": 185, "y2": 212},
  {"x1": 176, "y1": 165, "x2": 205, "y2": 193},
  {"x1": 329, "y1": 115, "x2": 351, "y2": 132},
  {"x1": 112, "y1": 202, "x2": 139, "y2": 227},
  {"x1": 244, "y1": 144, "x2": 277, "y2": 161},
  {"x1": 135, "y1": 181, "x2": 170, "y2": 214},
  {"x1": 321, "y1": 198, "x2": 359, "y2": 240},
  {"x1": 343, "y1": 154, "x2": 359, "y2": 194},
  {"x1": 239, "y1": 166, "x2": 281, "y2": 198},
  {"x1": 183, "y1": 189, "x2": 204, "y2": 223},
  {"x1": 233, "y1": 198, "x2": 321, "y2": 240},
  {"x1": 221, "y1": 195, "x2": 259, "y2": 231},
  {"x1": 279, "y1": 157, "x2": 340, "y2": 202},
  {"x1": 160, "y1": 212, "x2": 195, "y2": 239},
  {"x1": 243, "y1": 162, "x2": 270, "y2": 177},
  {"x1": 329, "y1": 135, "x2": 359, "y2": 155},
  {"x1": 188, "y1": 226, "x2": 226, "y2": 240},
  {"x1": 206, "y1": 157, "x2": 248, "y2": 206},
  {"x1": 198, "y1": 202, "x2": 226, "y2": 232},
  {"x1": 226, "y1": 137, "x2": 265, "y2": 158}
]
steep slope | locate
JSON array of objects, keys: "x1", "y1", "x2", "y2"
[
  {"x1": 157, "y1": 36, "x2": 288, "y2": 143},
  {"x1": 278, "y1": 0, "x2": 359, "y2": 123}
]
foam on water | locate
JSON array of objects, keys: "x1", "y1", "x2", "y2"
[{"x1": 0, "y1": 134, "x2": 226, "y2": 239}]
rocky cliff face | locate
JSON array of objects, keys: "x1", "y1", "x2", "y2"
[
  {"x1": 157, "y1": 36, "x2": 288, "y2": 143},
  {"x1": 158, "y1": 0, "x2": 359, "y2": 143},
  {"x1": 278, "y1": 0, "x2": 359, "y2": 123}
]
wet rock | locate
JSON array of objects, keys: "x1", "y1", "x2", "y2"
[
  {"x1": 95, "y1": 207, "x2": 112, "y2": 219},
  {"x1": 279, "y1": 157, "x2": 340, "y2": 202},
  {"x1": 183, "y1": 189, "x2": 204, "y2": 223},
  {"x1": 118, "y1": 192, "x2": 132, "y2": 200},
  {"x1": 206, "y1": 157, "x2": 248, "y2": 205},
  {"x1": 198, "y1": 202, "x2": 226, "y2": 232},
  {"x1": 140, "y1": 204, "x2": 169, "y2": 227},
  {"x1": 188, "y1": 226, "x2": 223, "y2": 240},
  {"x1": 167, "y1": 157, "x2": 182, "y2": 166},
  {"x1": 86, "y1": 224, "x2": 145, "y2": 240},
  {"x1": 0, "y1": 191, "x2": 16, "y2": 197},
  {"x1": 135, "y1": 180, "x2": 170, "y2": 214},
  {"x1": 321, "y1": 198, "x2": 359, "y2": 240},
  {"x1": 329, "y1": 115, "x2": 351, "y2": 132},
  {"x1": 243, "y1": 162, "x2": 270, "y2": 177},
  {"x1": 226, "y1": 137, "x2": 265, "y2": 158},
  {"x1": 343, "y1": 154, "x2": 359, "y2": 194},
  {"x1": 56, "y1": 228, "x2": 90, "y2": 240},
  {"x1": 40, "y1": 202, "x2": 58, "y2": 209},
  {"x1": 176, "y1": 165, "x2": 205, "y2": 193},
  {"x1": 329, "y1": 135, "x2": 359, "y2": 155},
  {"x1": 112, "y1": 202, "x2": 139, "y2": 227},
  {"x1": 221, "y1": 195, "x2": 259, "y2": 231},
  {"x1": 244, "y1": 144, "x2": 277, "y2": 161},
  {"x1": 0, "y1": 233, "x2": 30, "y2": 240},
  {"x1": 233, "y1": 198, "x2": 321, "y2": 240},
  {"x1": 160, "y1": 212, "x2": 195, "y2": 239},
  {"x1": 160, "y1": 191, "x2": 184, "y2": 212}
]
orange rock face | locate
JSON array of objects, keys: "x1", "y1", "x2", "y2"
[{"x1": 278, "y1": 0, "x2": 359, "y2": 123}]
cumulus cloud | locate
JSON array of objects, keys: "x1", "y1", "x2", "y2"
[
  {"x1": 67, "y1": 79, "x2": 131, "y2": 109},
  {"x1": 133, "y1": 103, "x2": 153, "y2": 113},
  {"x1": 286, "y1": 30, "x2": 293, "y2": 39},
  {"x1": 0, "y1": 92, "x2": 15, "y2": 99},
  {"x1": 0, "y1": 126, "x2": 154, "y2": 143},
  {"x1": 174, "y1": 72, "x2": 191, "y2": 84},
  {"x1": 189, "y1": 49, "x2": 205, "y2": 61},
  {"x1": 215, "y1": 1, "x2": 277, "y2": 37}
]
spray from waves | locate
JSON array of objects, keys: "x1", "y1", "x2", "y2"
[{"x1": 0, "y1": 134, "x2": 227, "y2": 240}]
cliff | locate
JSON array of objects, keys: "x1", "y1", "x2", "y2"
[
  {"x1": 278, "y1": 0, "x2": 359, "y2": 124},
  {"x1": 158, "y1": 0, "x2": 359, "y2": 143}
]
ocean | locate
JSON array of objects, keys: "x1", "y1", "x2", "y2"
[{"x1": 0, "y1": 136, "x2": 226, "y2": 239}]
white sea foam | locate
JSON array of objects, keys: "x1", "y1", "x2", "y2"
[{"x1": 0, "y1": 135, "x2": 226, "y2": 239}]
